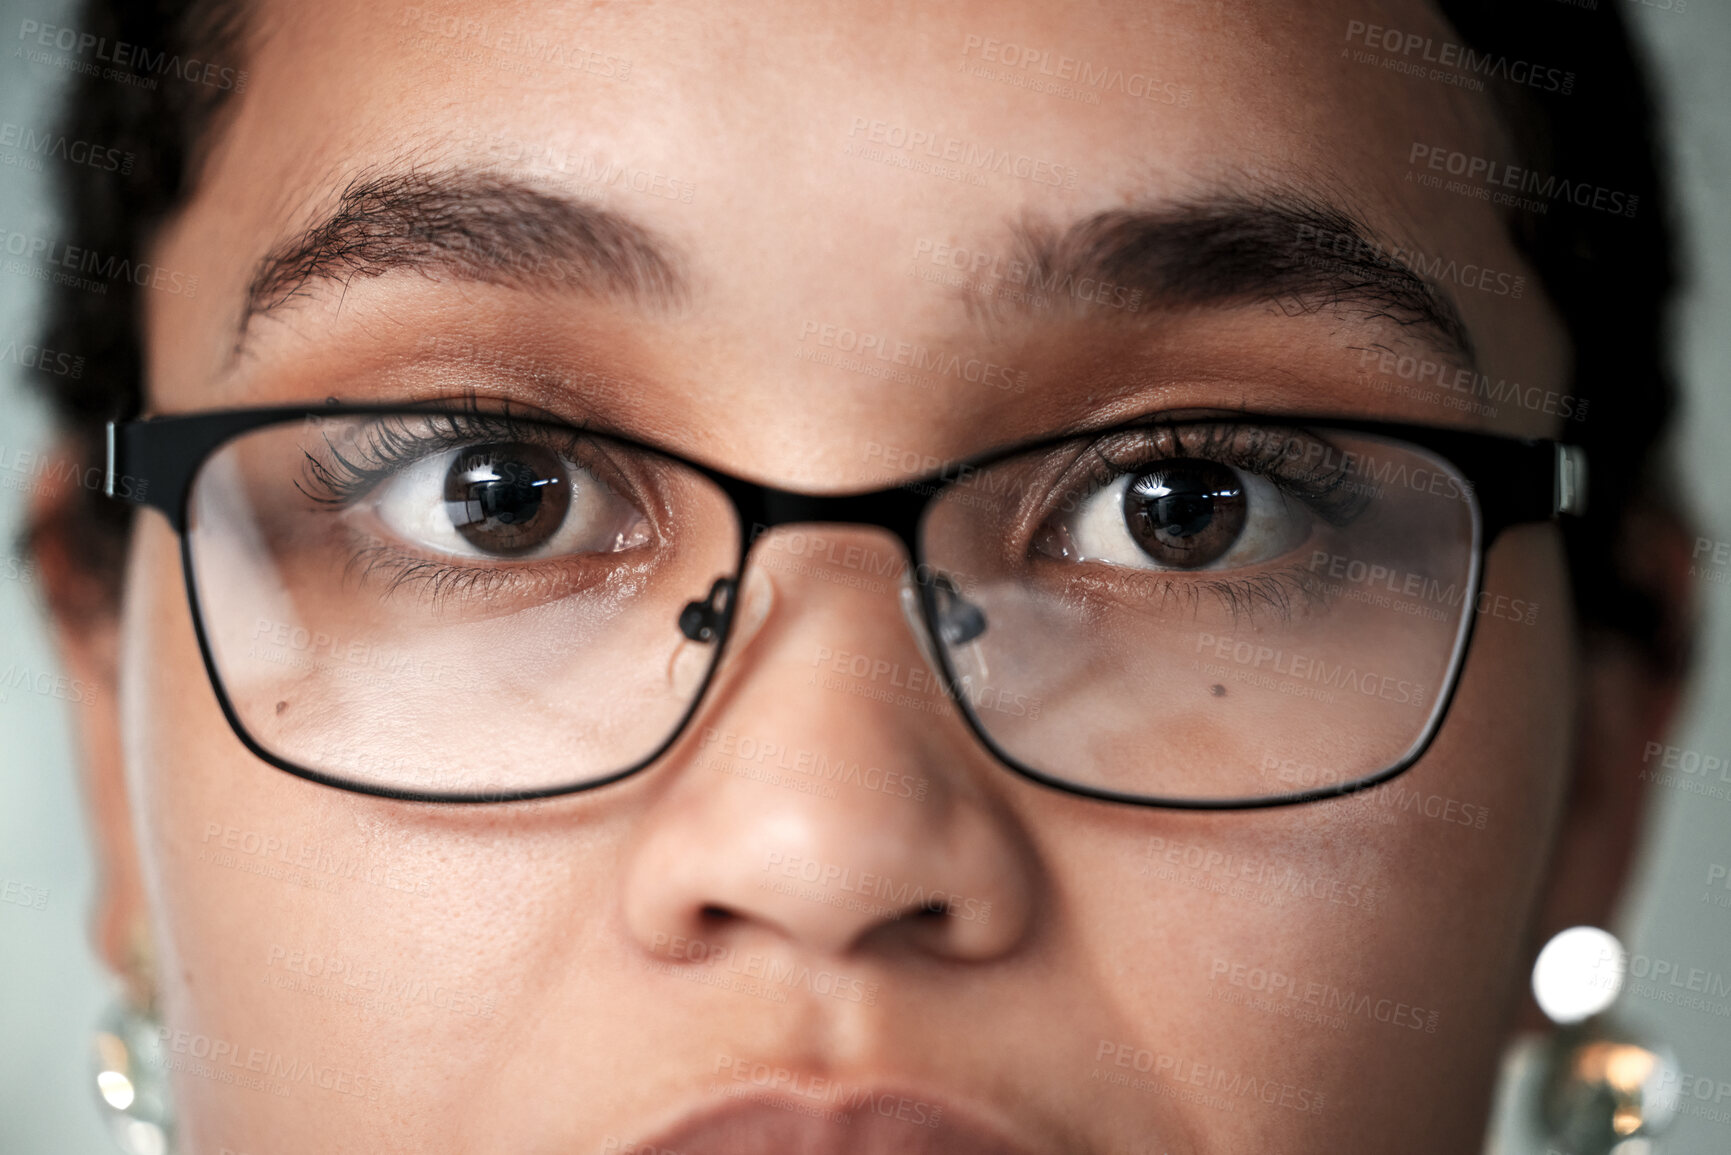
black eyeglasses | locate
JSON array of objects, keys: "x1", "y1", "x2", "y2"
[{"x1": 105, "y1": 403, "x2": 1584, "y2": 808}]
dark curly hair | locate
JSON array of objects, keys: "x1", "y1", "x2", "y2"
[{"x1": 24, "y1": 0, "x2": 1688, "y2": 674}]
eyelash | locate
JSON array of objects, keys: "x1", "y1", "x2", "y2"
[
  {"x1": 295, "y1": 404, "x2": 589, "y2": 508},
  {"x1": 1038, "y1": 421, "x2": 1364, "y2": 625},
  {"x1": 1075, "y1": 421, "x2": 1366, "y2": 526},
  {"x1": 299, "y1": 407, "x2": 1357, "y2": 623}
]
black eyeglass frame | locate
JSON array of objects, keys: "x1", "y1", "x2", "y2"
[{"x1": 106, "y1": 404, "x2": 1587, "y2": 809}]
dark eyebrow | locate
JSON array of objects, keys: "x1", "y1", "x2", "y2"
[
  {"x1": 999, "y1": 192, "x2": 1478, "y2": 369},
  {"x1": 241, "y1": 169, "x2": 684, "y2": 332}
]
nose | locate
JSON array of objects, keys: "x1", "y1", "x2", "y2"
[{"x1": 620, "y1": 526, "x2": 1038, "y2": 963}]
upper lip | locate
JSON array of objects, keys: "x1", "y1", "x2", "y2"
[{"x1": 627, "y1": 1088, "x2": 1044, "y2": 1155}]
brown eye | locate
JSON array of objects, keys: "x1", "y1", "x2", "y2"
[
  {"x1": 370, "y1": 438, "x2": 650, "y2": 564},
  {"x1": 1123, "y1": 460, "x2": 1247, "y2": 569},
  {"x1": 443, "y1": 443, "x2": 574, "y2": 556},
  {"x1": 365, "y1": 439, "x2": 648, "y2": 562},
  {"x1": 1041, "y1": 450, "x2": 1308, "y2": 574}
]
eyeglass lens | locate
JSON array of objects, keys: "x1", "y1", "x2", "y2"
[
  {"x1": 186, "y1": 412, "x2": 1478, "y2": 802},
  {"x1": 921, "y1": 421, "x2": 1479, "y2": 802}
]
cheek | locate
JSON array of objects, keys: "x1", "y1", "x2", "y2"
[
  {"x1": 1410, "y1": 521, "x2": 1578, "y2": 917},
  {"x1": 119, "y1": 518, "x2": 395, "y2": 1139},
  {"x1": 1024, "y1": 525, "x2": 1575, "y2": 1148},
  {"x1": 116, "y1": 516, "x2": 628, "y2": 1146}
]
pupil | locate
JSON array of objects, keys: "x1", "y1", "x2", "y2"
[
  {"x1": 474, "y1": 461, "x2": 542, "y2": 525},
  {"x1": 443, "y1": 443, "x2": 571, "y2": 556},
  {"x1": 1124, "y1": 460, "x2": 1246, "y2": 568},
  {"x1": 1143, "y1": 482, "x2": 1213, "y2": 538}
]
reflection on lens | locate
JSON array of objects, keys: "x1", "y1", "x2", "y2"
[
  {"x1": 921, "y1": 422, "x2": 1479, "y2": 803},
  {"x1": 443, "y1": 442, "x2": 571, "y2": 554},
  {"x1": 1124, "y1": 460, "x2": 1246, "y2": 567},
  {"x1": 188, "y1": 413, "x2": 739, "y2": 798}
]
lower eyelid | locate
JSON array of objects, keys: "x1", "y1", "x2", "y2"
[
  {"x1": 1043, "y1": 558, "x2": 1328, "y2": 622},
  {"x1": 338, "y1": 533, "x2": 645, "y2": 605}
]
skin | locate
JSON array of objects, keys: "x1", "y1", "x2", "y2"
[{"x1": 34, "y1": 0, "x2": 1695, "y2": 1151}]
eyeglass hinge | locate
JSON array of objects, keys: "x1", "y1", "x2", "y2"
[
  {"x1": 104, "y1": 421, "x2": 118, "y2": 498},
  {"x1": 1555, "y1": 444, "x2": 1587, "y2": 518}
]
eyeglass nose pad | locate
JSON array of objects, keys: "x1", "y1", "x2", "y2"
[
  {"x1": 898, "y1": 572, "x2": 940, "y2": 672},
  {"x1": 898, "y1": 570, "x2": 988, "y2": 674},
  {"x1": 678, "y1": 577, "x2": 736, "y2": 643},
  {"x1": 932, "y1": 575, "x2": 987, "y2": 647}
]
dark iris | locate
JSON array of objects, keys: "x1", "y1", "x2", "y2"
[
  {"x1": 442, "y1": 442, "x2": 571, "y2": 556},
  {"x1": 1123, "y1": 459, "x2": 1247, "y2": 568}
]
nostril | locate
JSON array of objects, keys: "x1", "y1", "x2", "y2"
[
  {"x1": 699, "y1": 904, "x2": 735, "y2": 924},
  {"x1": 916, "y1": 900, "x2": 949, "y2": 920}
]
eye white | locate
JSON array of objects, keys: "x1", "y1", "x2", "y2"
[
  {"x1": 1063, "y1": 466, "x2": 1304, "y2": 571},
  {"x1": 367, "y1": 447, "x2": 649, "y2": 560}
]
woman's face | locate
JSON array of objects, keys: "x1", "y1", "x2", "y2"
[{"x1": 102, "y1": 0, "x2": 1618, "y2": 1151}]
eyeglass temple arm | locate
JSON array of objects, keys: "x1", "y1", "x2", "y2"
[
  {"x1": 1556, "y1": 444, "x2": 1588, "y2": 518},
  {"x1": 1473, "y1": 441, "x2": 1587, "y2": 543},
  {"x1": 105, "y1": 419, "x2": 184, "y2": 527},
  {"x1": 105, "y1": 413, "x2": 284, "y2": 532}
]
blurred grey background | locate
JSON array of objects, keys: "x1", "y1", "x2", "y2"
[{"x1": 0, "y1": 2, "x2": 1726, "y2": 1152}]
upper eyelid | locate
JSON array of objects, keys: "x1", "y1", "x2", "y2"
[
  {"x1": 299, "y1": 413, "x2": 677, "y2": 537},
  {"x1": 302, "y1": 423, "x2": 484, "y2": 507},
  {"x1": 282, "y1": 398, "x2": 1327, "y2": 482},
  {"x1": 293, "y1": 405, "x2": 1370, "y2": 515},
  {"x1": 1012, "y1": 424, "x2": 1239, "y2": 526},
  {"x1": 1071, "y1": 422, "x2": 1319, "y2": 486},
  {"x1": 1041, "y1": 422, "x2": 1367, "y2": 527}
]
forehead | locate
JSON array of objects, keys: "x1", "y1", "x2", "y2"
[
  {"x1": 251, "y1": 1, "x2": 1480, "y2": 156},
  {"x1": 157, "y1": 0, "x2": 1564, "y2": 473},
  {"x1": 238, "y1": 0, "x2": 1494, "y2": 244}
]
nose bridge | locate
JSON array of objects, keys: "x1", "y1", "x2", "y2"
[
  {"x1": 617, "y1": 522, "x2": 1037, "y2": 962},
  {"x1": 733, "y1": 517, "x2": 933, "y2": 670},
  {"x1": 731, "y1": 523, "x2": 951, "y2": 763}
]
